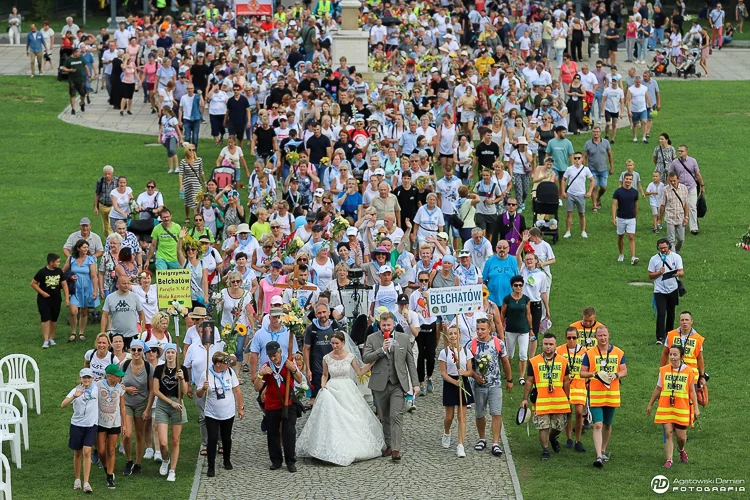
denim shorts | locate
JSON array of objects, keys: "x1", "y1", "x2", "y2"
[
  {"x1": 592, "y1": 170, "x2": 609, "y2": 187},
  {"x1": 631, "y1": 109, "x2": 648, "y2": 123}
]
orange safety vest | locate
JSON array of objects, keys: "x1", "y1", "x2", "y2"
[
  {"x1": 530, "y1": 353, "x2": 570, "y2": 415},
  {"x1": 665, "y1": 329, "x2": 704, "y2": 379},
  {"x1": 654, "y1": 363, "x2": 694, "y2": 427},
  {"x1": 570, "y1": 320, "x2": 602, "y2": 347},
  {"x1": 557, "y1": 344, "x2": 587, "y2": 406},
  {"x1": 585, "y1": 345, "x2": 625, "y2": 408}
]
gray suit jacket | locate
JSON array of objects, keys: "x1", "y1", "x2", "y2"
[{"x1": 363, "y1": 330, "x2": 419, "y2": 394}]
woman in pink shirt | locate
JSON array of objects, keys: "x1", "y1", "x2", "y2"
[
  {"x1": 625, "y1": 16, "x2": 638, "y2": 62},
  {"x1": 140, "y1": 53, "x2": 160, "y2": 114},
  {"x1": 559, "y1": 53, "x2": 578, "y2": 98},
  {"x1": 119, "y1": 54, "x2": 137, "y2": 116},
  {"x1": 257, "y1": 261, "x2": 287, "y2": 314}
]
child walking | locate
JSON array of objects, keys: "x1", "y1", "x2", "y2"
[
  {"x1": 645, "y1": 171, "x2": 665, "y2": 233},
  {"x1": 61, "y1": 368, "x2": 100, "y2": 494}
]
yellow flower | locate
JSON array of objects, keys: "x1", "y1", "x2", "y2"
[{"x1": 236, "y1": 324, "x2": 248, "y2": 336}]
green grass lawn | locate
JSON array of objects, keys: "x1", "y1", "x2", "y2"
[{"x1": 0, "y1": 76, "x2": 749, "y2": 499}]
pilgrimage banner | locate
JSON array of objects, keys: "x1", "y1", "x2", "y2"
[
  {"x1": 427, "y1": 285, "x2": 483, "y2": 317},
  {"x1": 235, "y1": 0, "x2": 273, "y2": 16},
  {"x1": 156, "y1": 269, "x2": 193, "y2": 309}
]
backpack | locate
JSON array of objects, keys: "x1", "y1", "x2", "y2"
[
  {"x1": 87, "y1": 350, "x2": 115, "y2": 364},
  {"x1": 142, "y1": 329, "x2": 171, "y2": 344},
  {"x1": 468, "y1": 336, "x2": 504, "y2": 356},
  {"x1": 122, "y1": 359, "x2": 152, "y2": 378}
]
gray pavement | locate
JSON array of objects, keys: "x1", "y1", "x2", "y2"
[{"x1": 190, "y1": 374, "x2": 522, "y2": 500}]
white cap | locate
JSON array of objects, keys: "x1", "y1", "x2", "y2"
[
  {"x1": 314, "y1": 188, "x2": 325, "y2": 197},
  {"x1": 79, "y1": 368, "x2": 94, "y2": 378},
  {"x1": 373, "y1": 168, "x2": 386, "y2": 176},
  {"x1": 378, "y1": 265, "x2": 393, "y2": 274},
  {"x1": 346, "y1": 227, "x2": 358, "y2": 236},
  {"x1": 271, "y1": 295, "x2": 284, "y2": 305},
  {"x1": 430, "y1": 67, "x2": 439, "y2": 73}
]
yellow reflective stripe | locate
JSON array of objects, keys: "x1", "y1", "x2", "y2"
[
  {"x1": 589, "y1": 390, "x2": 621, "y2": 396},
  {"x1": 537, "y1": 396, "x2": 570, "y2": 402},
  {"x1": 660, "y1": 391, "x2": 689, "y2": 398},
  {"x1": 657, "y1": 406, "x2": 691, "y2": 415}
]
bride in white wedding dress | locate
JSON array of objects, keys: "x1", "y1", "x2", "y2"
[{"x1": 297, "y1": 331, "x2": 385, "y2": 466}]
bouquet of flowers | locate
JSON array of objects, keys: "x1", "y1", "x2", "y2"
[
  {"x1": 194, "y1": 186, "x2": 206, "y2": 204},
  {"x1": 331, "y1": 216, "x2": 350, "y2": 239},
  {"x1": 393, "y1": 264, "x2": 406, "y2": 280},
  {"x1": 262, "y1": 191, "x2": 275, "y2": 210},
  {"x1": 737, "y1": 226, "x2": 750, "y2": 251},
  {"x1": 319, "y1": 157, "x2": 331, "y2": 166},
  {"x1": 476, "y1": 351, "x2": 493, "y2": 377},
  {"x1": 129, "y1": 198, "x2": 141, "y2": 214},
  {"x1": 167, "y1": 300, "x2": 188, "y2": 318},
  {"x1": 281, "y1": 235, "x2": 305, "y2": 259},
  {"x1": 414, "y1": 175, "x2": 431, "y2": 190},
  {"x1": 286, "y1": 151, "x2": 300, "y2": 166},
  {"x1": 281, "y1": 297, "x2": 308, "y2": 343},
  {"x1": 294, "y1": 381, "x2": 310, "y2": 400}
]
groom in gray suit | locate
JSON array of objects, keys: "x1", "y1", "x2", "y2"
[{"x1": 363, "y1": 311, "x2": 420, "y2": 461}]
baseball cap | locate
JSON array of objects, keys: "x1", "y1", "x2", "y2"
[
  {"x1": 269, "y1": 307, "x2": 284, "y2": 317},
  {"x1": 458, "y1": 249, "x2": 471, "y2": 258},
  {"x1": 305, "y1": 212, "x2": 317, "y2": 222},
  {"x1": 271, "y1": 295, "x2": 284, "y2": 305},
  {"x1": 79, "y1": 368, "x2": 94, "y2": 378},
  {"x1": 79, "y1": 217, "x2": 91, "y2": 225},
  {"x1": 541, "y1": 99, "x2": 550, "y2": 105},
  {"x1": 430, "y1": 67, "x2": 439, "y2": 73},
  {"x1": 265, "y1": 340, "x2": 281, "y2": 355},
  {"x1": 378, "y1": 265, "x2": 393, "y2": 274},
  {"x1": 105, "y1": 363, "x2": 126, "y2": 377},
  {"x1": 373, "y1": 168, "x2": 386, "y2": 176},
  {"x1": 346, "y1": 227, "x2": 358, "y2": 236},
  {"x1": 312, "y1": 224, "x2": 324, "y2": 232},
  {"x1": 270, "y1": 260, "x2": 283, "y2": 269},
  {"x1": 397, "y1": 293, "x2": 409, "y2": 304},
  {"x1": 437, "y1": 231, "x2": 449, "y2": 240}
]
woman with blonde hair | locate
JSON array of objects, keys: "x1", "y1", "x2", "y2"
[
  {"x1": 219, "y1": 271, "x2": 256, "y2": 372},
  {"x1": 152, "y1": 343, "x2": 189, "y2": 481},
  {"x1": 140, "y1": 311, "x2": 172, "y2": 348},
  {"x1": 179, "y1": 142, "x2": 206, "y2": 223},
  {"x1": 439, "y1": 325, "x2": 474, "y2": 457},
  {"x1": 85, "y1": 333, "x2": 116, "y2": 380},
  {"x1": 252, "y1": 233, "x2": 277, "y2": 280},
  {"x1": 119, "y1": 53, "x2": 137, "y2": 116}
]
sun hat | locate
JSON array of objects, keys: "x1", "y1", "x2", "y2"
[
  {"x1": 237, "y1": 223, "x2": 251, "y2": 233},
  {"x1": 188, "y1": 307, "x2": 209, "y2": 319}
]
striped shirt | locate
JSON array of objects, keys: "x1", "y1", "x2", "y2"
[
  {"x1": 95, "y1": 176, "x2": 118, "y2": 206},
  {"x1": 660, "y1": 183, "x2": 688, "y2": 225}
]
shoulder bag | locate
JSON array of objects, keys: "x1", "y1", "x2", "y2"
[{"x1": 678, "y1": 158, "x2": 706, "y2": 218}]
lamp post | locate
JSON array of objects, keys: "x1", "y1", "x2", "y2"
[{"x1": 109, "y1": 0, "x2": 118, "y2": 30}]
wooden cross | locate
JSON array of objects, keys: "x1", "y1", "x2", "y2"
[{"x1": 274, "y1": 265, "x2": 317, "y2": 417}]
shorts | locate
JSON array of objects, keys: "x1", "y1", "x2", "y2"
[
  {"x1": 439, "y1": 153, "x2": 454, "y2": 159},
  {"x1": 669, "y1": 423, "x2": 688, "y2": 430},
  {"x1": 590, "y1": 406, "x2": 617, "y2": 426},
  {"x1": 228, "y1": 122, "x2": 246, "y2": 138},
  {"x1": 37, "y1": 296, "x2": 62, "y2": 322},
  {"x1": 460, "y1": 111, "x2": 476, "y2": 123},
  {"x1": 69, "y1": 424, "x2": 97, "y2": 450},
  {"x1": 630, "y1": 109, "x2": 648, "y2": 123},
  {"x1": 68, "y1": 79, "x2": 86, "y2": 98},
  {"x1": 650, "y1": 205, "x2": 660, "y2": 216},
  {"x1": 472, "y1": 384, "x2": 503, "y2": 418},
  {"x1": 124, "y1": 401, "x2": 148, "y2": 418},
  {"x1": 154, "y1": 397, "x2": 188, "y2": 425},
  {"x1": 605, "y1": 110, "x2": 619, "y2": 121},
  {"x1": 164, "y1": 136, "x2": 178, "y2": 158},
  {"x1": 616, "y1": 217, "x2": 636, "y2": 235},
  {"x1": 565, "y1": 193, "x2": 586, "y2": 213},
  {"x1": 592, "y1": 170, "x2": 609, "y2": 187},
  {"x1": 146, "y1": 82, "x2": 155, "y2": 92},
  {"x1": 155, "y1": 259, "x2": 181, "y2": 270},
  {"x1": 533, "y1": 412, "x2": 568, "y2": 431},
  {"x1": 97, "y1": 425, "x2": 122, "y2": 435},
  {"x1": 554, "y1": 170, "x2": 565, "y2": 182},
  {"x1": 645, "y1": 107, "x2": 652, "y2": 120}
]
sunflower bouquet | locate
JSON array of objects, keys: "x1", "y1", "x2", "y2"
[
  {"x1": 194, "y1": 186, "x2": 206, "y2": 204},
  {"x1": 414, "y1": 175, "x2": 431, "y2": 190},
  {"x1": 319, "y1": 157, "x2": 331, "y2": 166},
  {"x1": 281, "y1": 297, "x2": 308, "y2": 342},
  {"x1": 286, "y1": 151, "x2": 301, "y2": 166}
]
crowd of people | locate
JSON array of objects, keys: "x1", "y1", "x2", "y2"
[{"x1": 16, "y1": 0, "x2": 715, "y2": 493}]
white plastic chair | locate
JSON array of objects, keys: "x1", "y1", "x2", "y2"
[
  {"x1": 0, "y1": 404, "x2": 21, "y2": 469},
  {"x1": 0, "y1": 356, "x2": 40, "y2": 415},
  {"x1": 0, "y1": 453, "x2": 11, "y2": 500},
  {"x1": 0, "y1": 390, "x2": 27, "y2": 451}
]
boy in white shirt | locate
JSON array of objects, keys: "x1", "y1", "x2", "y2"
[
  {"x1": 645, "y1": 171, "x2": 665, "y2": 233},
  {"x1": 61, "y1": 368, "x2": 100, "y2": 493},
  {"x1": 561, "y1": 153, "x2": 595, "y2": 239}
]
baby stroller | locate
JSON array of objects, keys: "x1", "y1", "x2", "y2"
[
  {"x1": 211, "y1": 165, "x2": 235, "y2": 189},
  {"x1": 676, "y1": 48, "x2": 702, "y2": 78},
  {"x1": 532, "y1": 181, "x2": 559, "y2": 244},
  {"x1": 648, "y1": 49, "x2": 672, "y2": 77}
]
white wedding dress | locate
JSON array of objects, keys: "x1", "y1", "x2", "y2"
[{"x1": 297, "y1": 352, "x2": 385, "y2": 466}]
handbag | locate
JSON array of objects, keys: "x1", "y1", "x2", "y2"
[
  {"x1": 678, "y1": 158, "x2": 707, "y2": 218},
  {"x1": 63, "y1": 257, "x2": 78, "y2": 296},
  {"x1": 452, "y1": 199, "x2": 471, "y2": 229}
]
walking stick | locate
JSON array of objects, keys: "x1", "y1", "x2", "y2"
[{"x1": 282, "y1": 328, "x2": 294, "y2": 419}]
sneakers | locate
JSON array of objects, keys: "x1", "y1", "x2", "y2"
[
  {"x1": 42, "y1": 340, "x2": 49, "y2": 349},
  {"x1": 427, "y1": 378, "x2": 434, "y2": 393},
  {"x1": 652, "y1": 228, "x2": 658, "y2": 234},
  {"x1": 679, "y1": 449, "x2": 688, "y2": 463},
  {"x1": 558, "y1": 199, "x2": 563, "y2": 206},
  {"x1": 144, "y1": 448, "x2": 154, "y2": 460},
  {"x1": 566, "y1": 438, "x2": 574, "y2": 449},
  {"x1": 563, "y1": 231, "x2": 571, "y2": 238},
  {"x1": 657, "y1": 224, "x2": 663, "y2": 231},
  {"x1": 602, "y1": 451, "x2": 610, "y2": 462},
  {"x1": 631, "y1": 257, "x2": 639, "y2": 265},
  {"x1": 617, "y1": 254, "x2": 624, "y2": 262},
  {"x1": 261, "y1": 416, "x2": 268, "y2": 432},
  {"x1": 419, "y1": 384, "x2": 426, "y2": 396},
  {"x1": 664, "y1": 459, "x2": 673, "y2": 469},
  {"x1": 633, "y1": 137, "x2": 638, "y2": 143},
  {"x1": 441, "y1": 433, "x2": 451, "y2": 449},
  {"x1": 154, "y1": 450, "x2": 163, "y2": 462},
  {"x1": 406, "y1": 395, "x2": 416, "y2": 412},
  {"x1": 206, "y1": 466, "x2": 215, "y2": 477},
  {"x1": 71, "y1": 109, "x2": 76, "y2": 115},
  {"x1": 83, "y1": 482, "x2": 93, "y2": 493},
  {"x1": 456, "y1": 444, "x2": 466, "y2": 458},
  {"x1": 224, "y1": 461, "x2": 234, "y2": 471},
  {"x1": 594, "y1": 456, "x2": 604, "y2": 468},
  {"x1": 81, "y1": 103, "x2": 85, "y2": 112},
  {"x1": 643, "y1": 138, "x2": 648, "y2": 144},
  {"x1": 575, "y1": 441, "x2": 586, "y2": 452},
  {"x1": 541, "y1": 448, "x2": 550, "y2": 460},
  {"x1": 132, "y1": 464, "x2": 143, "y2": 475},
  {"x1": 160, "y1": 459, "x2": 170, "y2": 476},
  {"x1": 550, "y1": 436, "x2": 561, "y2": 453},
  {"x1": 123, "y1": 460, "x2": 134, "y2": 476},
  {"x1": 74, "y1": 479, "x2": 82, "y2": 490},
  {"x1": 167, "y1": 470, "x2": 176, "y2": 482},
  {"x1": 107, "y1": 474, "x2": 116, "y2": 489},
  {"x1": 167, "y1": 168, "x2": 174, "y2": 174},
  {"x1": 581, "y1": 231, "x2": 588, "y2": 238}
]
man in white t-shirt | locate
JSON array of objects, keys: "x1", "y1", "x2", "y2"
[
  {"x1": 369, "y1": 19, "x2": 388, "y2": 45},
  {"x1": 368, "y1": 265, "x2": 402, "y2": 320},
  {"x1": 561, "y1": 153, "x2": 595, "y2": 239},
  {"x1": 463, "y1": 228, "x2": 494, "y2": 272},
  {"x1": 625, "y1": 76, "x2": 652, "y2": 144},
  {"x1": 435, "y1": 165, "x2": 463, "y2": 246},
  {"x1": 601, "y1": 77, "x2": 625, "y2": 143}
]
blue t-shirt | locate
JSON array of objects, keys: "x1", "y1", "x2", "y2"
[
  {"x1": 338, "y1": 191, "x2": 363, "y2": 219},
  {"x1": 545, "y1": 137, "x2": 575, "y2": 173},
  {"x1": 482, "y1": 255, "x2": 519, "y2": 307}
]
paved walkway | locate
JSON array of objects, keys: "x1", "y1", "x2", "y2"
[
  {"x1": 190, "y1": 373, "x2": 522, "y2": 500},
  {"x1": 0, "y1": 45, "x2": 749, "y2": 139}
]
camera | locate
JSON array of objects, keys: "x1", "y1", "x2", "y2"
[{"x1": 348, "y1": 268, "x2": 364, "y2": 284}]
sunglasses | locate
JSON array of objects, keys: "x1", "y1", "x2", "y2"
[
  {"x1": 512, "y1": 283, "x2": 524, "y2": 287},
  {"x1": 574, "y1": 156, "x2": 583, "y2": 160},
  {"x1": 131, "y1": 348, "x2": 143, "y2": 353},
  {"x1": 323, "y1": 201, "x2": 332, "y2": 205},
  {"x1": 270, "y1": 225, "x2": 280, "y2": 229},
  {"x1": 230, "y1": 279, "x2": 242, "y2": 284},
  {"x1": 567, "y1": 336, "x2": 578, "y2": 340},
  {"x1": 297, "y1": 258, "x2": 308, "y2": 262},
  {"x1": 506, "y1": 203, "x2": 517, "y2": 206},
  {"x1": 419, "y1": 279, "x2": 430, "y2": 283},
  {"x1": 263, "y1": 245, "x2": 273, "y2": 249},
  {"x1": 147, "y1": 185, "x2": 155, "y2": 188},
  {"x1": 195, "y1": 218, "x2": 203, "y2": 221}
]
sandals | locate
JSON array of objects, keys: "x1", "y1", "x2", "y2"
[
  {"x1": 68, "y1": 335, "x2": 77, "y2": 342},
  {"x1": 217, "y1": 447, "x2": 224, "y2": 455},
  {"x1": 492, "y1": 444, "x2": 504, "y2": 456},
  {"x1": 79, "y1": 334, "x2": 86, "y2": 341},
  {"x1": 242, "y1": 364, "x2": 250, "y2": 373},
  {"x1": 474, "y1": 439, "x2": 487, "y2": 451},
  {"x1": 200, "y1": 449, "x2": 207, "y2": 456}
]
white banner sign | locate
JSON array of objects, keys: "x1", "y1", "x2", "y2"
[{"x1": 427, "y1": 285, "x2": 483, "y2": 317}]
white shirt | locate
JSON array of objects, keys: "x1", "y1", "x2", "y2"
[
  {"x1": 67, "y1": 385, "x2": 99, "y2": 427},
  {"x1": 84, "y1": 350, "x2": 116, "y2": 380},
  {"x1": 369, "y1": 282, "x2": 402, "y2": 311},
  {"x1": 184, "y1": 324, "x2": 221, "y2": 346},
  {"x1": 102, "y1": 49, "x2": 118, "y2": 75},
  {"x1": 563, "y1": 165, "x2": 593, "y2": 196},
  {"x1": 133, "y1": 285, "x2": 159, "y2": 323},
  {"x1": 436, "y1": 176, "x2": 462, "y2": 215},
  {"x1": 603, "y1": 86, "x2": 625, "y2": 113},
  {"x1": 530, "y1": 240, "x2": 555, "y2": 277},
  {"x1": 628, "y1": 84, "x2": 649, "y2": 112},
  {"x1": 648, "y1": 252, "x2": 684, "y2": 294},
  {"x1": 184, "y1": 343, "x2": 226, "y2": 384},
  {"x1": 370, "y1": 25, "x2": 388, "y2": 44},
  {"x1": 578, "y1": 71, "x2": 598, "y2": 92},
  {"x1": 414, "y1": 205, "x2": 445, "y2": 241},
  {"x1": 196, "y1": 368, "x2": 239, "y2": 420},
  {"x1": 438, "y1": 345, "x2": 473, "y2": 375},
  {"x1": 114, "y1": 29, "x2": 131, "y2": 49},
  {"x1": 450, "y1": 314, "x2": 478, "y2": 346},
  {"x1": 520, "y1": 267, "x2": 549, "y2": 302},
  {"x1": 208, "y1": 90, "x2": 229, "y2": 115},
  {"x1": 463, "y1": 238, "x2": 493, "y2": 271}
]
